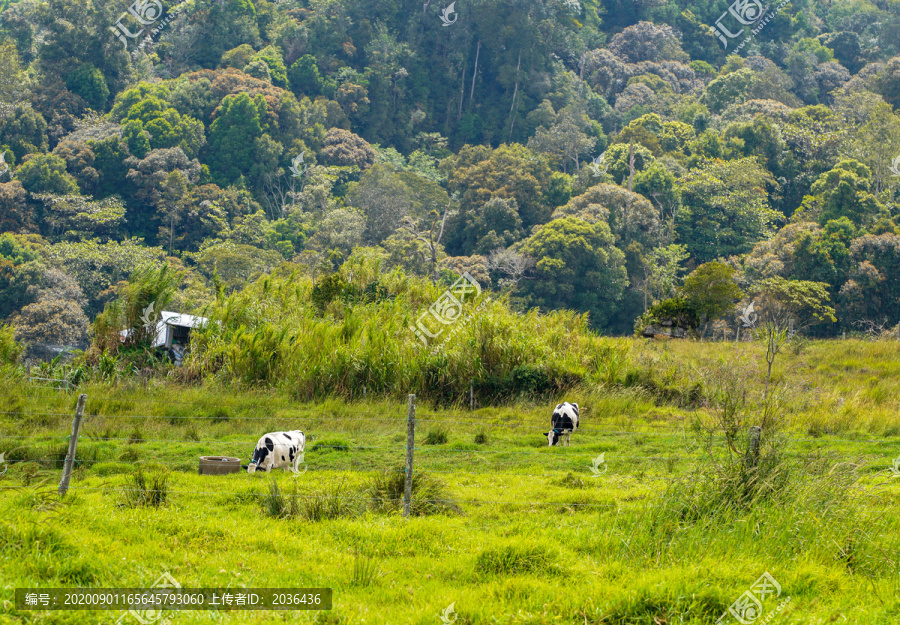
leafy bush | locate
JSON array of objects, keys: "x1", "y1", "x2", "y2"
[
  {"x1": 634, "y1": 297, "x2": 701, "y2": 336},
  {"x1": 0, "y1": 324, "x2": 23, "y2": 365}
]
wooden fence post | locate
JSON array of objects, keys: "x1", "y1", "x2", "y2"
[
  {"x1": 469, "y1": 380, "x2": 474, "y2": 411},
  {"x1": 58, "y1": 394, "x2": 87, "y2": 496},
  {"x1": 745, "y1": 425, "x2": 761, "y2": 470},
  {"x1": 403, "y1": 394, "x2": 416, "y2": 519},
  {"x1": 25, "y1": 358, "x2": 31, "y2": 382}
]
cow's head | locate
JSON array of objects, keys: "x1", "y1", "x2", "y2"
[
  {"x1": 543, "y1": 429, "x2": 561, "y2": 446},
  {"x1": 246, "y1": 462, "x2": 257, "y2": 473}
]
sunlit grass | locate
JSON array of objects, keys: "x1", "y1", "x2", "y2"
[{"x1": 0, "y1": 338, "x2": 899, "y2": 622}]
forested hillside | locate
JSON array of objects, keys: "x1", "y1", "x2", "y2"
[{"x1": 1, "y1": 0, "x2": 899, "y2": 355}]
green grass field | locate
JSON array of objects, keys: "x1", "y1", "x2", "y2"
[{"x1": 1, "y1": 339, "x2": 899, "y2": 624}]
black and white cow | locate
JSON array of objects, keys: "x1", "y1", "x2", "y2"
[
  {"x1": 246, "y1": 430, "x2": 306, "y2": 473},
  {"x1": 543, "y1": 402, "x2": 579, "y2": 446}
]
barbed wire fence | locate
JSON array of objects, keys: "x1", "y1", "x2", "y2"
[{"x1": 1, "y1": 392, "x2": 897, "y2": 516}]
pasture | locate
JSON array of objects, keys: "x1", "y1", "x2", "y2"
[{"x1": 1, "y1": 338, "x2": 899, "y2": 624}]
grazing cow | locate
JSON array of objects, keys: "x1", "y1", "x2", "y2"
[
  {"x1": 543, "y1": 402, "x2": 579, "y2": 446},
  {"x1": 246, "y1": 430, "x2": 305, "y2": 473}
]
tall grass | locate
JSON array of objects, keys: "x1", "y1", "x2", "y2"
[
  {"x1": 261, "y1": 479, "x2": 362, "y2": 521},
  {"x1": 120, "y1": 470, "x2": 170, "y2": 508},
  {"x1": 184, "y1": 260, "x2": 626, "y2": 403},
  {"x1": 368, "y1": 468, "x2": 460, "y2": 516}
]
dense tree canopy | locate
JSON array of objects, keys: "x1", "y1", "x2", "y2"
[{"x1": 1, "y1": 0, "x2": 899, "y2": 341}]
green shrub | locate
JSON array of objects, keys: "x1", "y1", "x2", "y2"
[
  {"x1": 634, "y1": 297, "x2": 701, "y2": 336},
  {"x1": 0, "y1": 324, "x2": 23, "y2": 365}
]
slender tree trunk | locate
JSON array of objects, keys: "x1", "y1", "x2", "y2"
[
  {"x1": 168, "y1": 213, "x2": 175, "y2": 256},
  {"x1": 469, "y1": 40, "x2": 481, "y2": 103},
  {"x1": 627, "y1": 139, "x2": 635, "y2": 192},
  {"x1": 457, "y1": 57, "x2": 466, "y2": 121},
  {"x1": 507, "y1": 50, "x2": 521, "y2": 142}
]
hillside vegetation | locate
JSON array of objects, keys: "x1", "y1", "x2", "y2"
[{"x1": 0, "y1": 0, "x2": 898, "y2": 360}]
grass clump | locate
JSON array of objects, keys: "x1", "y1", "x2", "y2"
[
  {"x1": 475, "y1": 544, "x2": 557, "y2": 576},
  {"x1": 87, "y1": 426, "x2": 119, "y2": 441},
  {"x1": 92, "y1": 462, "x2": 132, "y2": 477},
  {"x1": 117, "y1": 447, "x2": 140, "y2": 462},
  {"x1": 474, "y1": 430, "x2": 488, "y2": 444},
  {"x1": 209, "y1": 408, "x2": 230, "y2": 423},
  {"x1": 349, "y1": 554, "x2": 380, "y2": 587},
  {"x1": 423, "y1": 427, "x2": 449, "y2": 445},
  {"x1": 310, "y1": 437, "x2": 351, "y2": 452},
  {"x1": 262, "y1": 480, "x2": 361, "y2": 521},
  {"x1": 368, "y1": 468, "x2": 460, "y2": 516},
  {"x1": 556, "y1": 472, "x2": 587, "y2": 489},
  {"x1": 120, "y1": 470, "x2": 170, "y2": 508},
  {"x1": 127, "y1": 426, "x2": 144, "y2": 444}
]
